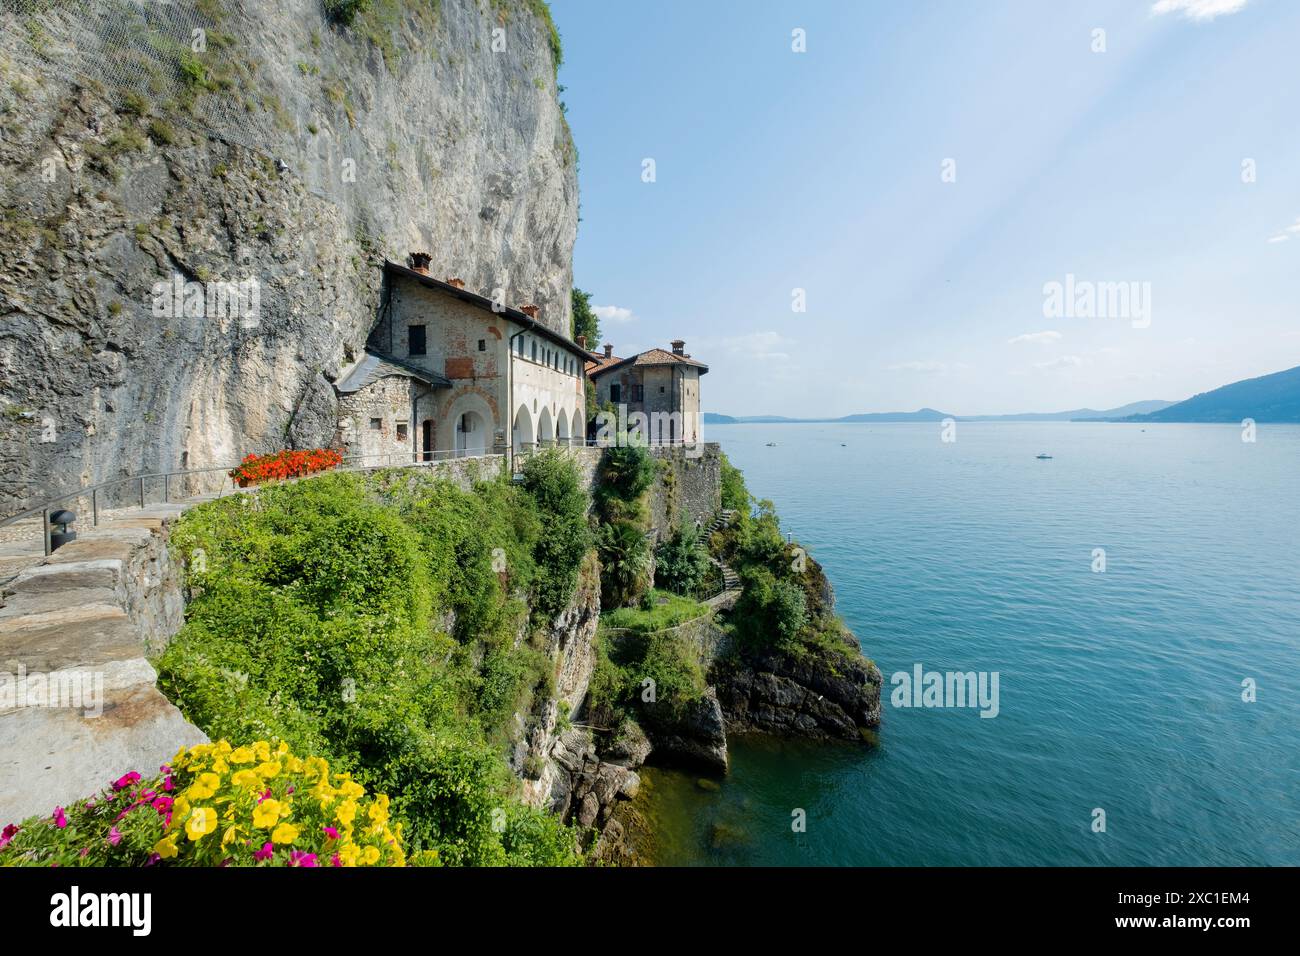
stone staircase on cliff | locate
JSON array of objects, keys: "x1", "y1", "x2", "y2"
[
  {"x1": 0, "y1": 504, "x2": 209, "y2": 826},
  {"x1": 702, "y1": 508, "x2": 741, "y2": 598}
]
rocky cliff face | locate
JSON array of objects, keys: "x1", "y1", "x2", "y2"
[{"x1": 0, "y1": 0, "x2": 577, "y2": 515}]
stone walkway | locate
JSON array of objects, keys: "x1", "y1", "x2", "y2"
[{"x1": 0, "y1": 501, "x2": 211, "y2": 826}]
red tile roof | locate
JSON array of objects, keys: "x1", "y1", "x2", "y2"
[{"x1": 588, "y1": 348, "x2": 708, "y2": 378}]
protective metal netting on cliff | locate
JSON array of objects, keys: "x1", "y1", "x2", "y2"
[{"x1": 1, "y1": 0, "x2": 283, "y2": 152}]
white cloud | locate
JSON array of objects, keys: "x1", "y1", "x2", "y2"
[
  {"x1": 1287, "y1": 218, "x2": 1300, "y2": 233},
  {"x1": 1152, "y1": 0, "x2": 1249, "y2": 21},
  {"x1": 886, "y1": 360, "x2": 970, "y2": 375},
  {"x1": 722, "y1": 331, "x2": 794, "y2": 361},
  {"x1": 1033, "y1": 355, "x2": 1085, "y2": 371},
  {"x1": 593, "y1": 304, "x2": 635, "y2": 324},
  {"x1": 1008, "y1": 330, "x2": 1062, "y2": 345},
  {"x1": 1267, "y1": 235, "x2": 1289, "y2": 243}
]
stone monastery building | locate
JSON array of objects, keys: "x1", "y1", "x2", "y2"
[{"x1": 334, "y1": 253, "x2": 705, "y2": 461}]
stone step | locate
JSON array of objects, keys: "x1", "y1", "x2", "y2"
[
  {"x1": 0, "y1": 608, "x2": 142, "y2": 673},
  {"x1": 0, "y1": 680, "x2": 207, "y2": 826}
]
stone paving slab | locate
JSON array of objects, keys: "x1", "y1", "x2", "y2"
[{"x1": 0, "y1": 681, "x2": 207, "y2": 826}]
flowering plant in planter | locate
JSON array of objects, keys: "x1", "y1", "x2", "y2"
[
  {"x1": 0, "y1": 740, "x2": 407, "y2": 867},
  {"x1": 229, "y1": 448, "x2": 343, "y2": 487}
]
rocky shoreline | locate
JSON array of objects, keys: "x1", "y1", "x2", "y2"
[{"x1": 516, "y1": 558, "x2": 882, "y2": 865}]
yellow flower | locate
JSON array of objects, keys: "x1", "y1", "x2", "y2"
[
  {"x1": 188, "y1": 772, "x2": 220, "y2": 800},
  {"x1": 231, "y1": 769, "x2": 261, "y2": 789},
  {"x1": 230, "y1": 746, "x2": 255, "y2": 765},
  {"x1": 304, "y1": 756, "x2": 330, "y2": 782},
  {"x1": 285, "y1": 755, "x2": 304, "y2": 774},
  {"x1": 368, "y1": 794, "x2": 389, "y2": 825},
  {"x1": 222, "y1": 824, "x2": 242, "y2": 847},
  {"x1": 337, "y1": 777, "x2": 365, "y2": 800},
  {"x1": 335, "y1": 800, "x2": 357, "y2": 827},
  {"x1": 252, "y1": 799, "x2": 282, "y2": 829},
  {"x1": 362, "y1": 846, "x2": 381, "y2": 866},
  {"x1": 253, "y1": 741, "x2": 271, "y2": 761},
  {"x1": 256, "y1": 761, "x2": 281, "y2": 779},
  {"x1": 153, "y1": 834, "x2": 179, "y2": 859},
  {"x1": 271, "y1": 822, "x2": 299, "y2": 845},
  {"x1": 337, "y1": 843, "x2": 361, "y2": 867},
  {"x1": 185, "y1": 806, "x2": 217, "y2": 841}
]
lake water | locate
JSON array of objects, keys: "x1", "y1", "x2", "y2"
[{"x1": 644, "y1": 422, "x2": 1300, "y2": 866}]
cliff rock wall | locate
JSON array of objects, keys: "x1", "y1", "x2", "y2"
[{"x1": 0, "y1": 0, "x2": 577, "y2": 516}]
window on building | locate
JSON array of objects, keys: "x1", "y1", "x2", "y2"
[
  {"x1": 531, "y1": 341, "x2": 537, "y2": 362},
  {"x1": 396, "y1": 423, "x2": 408, "y2": 442},
  {"x1": 659, "y1": 386, "x2": 666, "y2": 393},
  {"x1": 610, "y1": 383, "x2": 621, "y2": 403},
  {"x1": 369, "y1": 418, "x2": 382, "y2": 430},
  {"x1": 408, "y1": 325, "x2": 426, "y2": 356},
  {"x1": 478, "y1": 339, "x2": 486, "y2": 351}
]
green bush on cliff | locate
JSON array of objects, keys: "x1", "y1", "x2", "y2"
[
  {"x1": 521, "y1": 449, "x2": 591, "y2": 621},
  {"x1": 156, "y1": 468, "x2": 584, "y2": 866},
  {"x1": 654, "y1": 522, "x2": 711, "y2": 597}
]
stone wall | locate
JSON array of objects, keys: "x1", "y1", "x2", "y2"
[{"x1": 647, "y1": 443, "x2": 722, "y2": 536}]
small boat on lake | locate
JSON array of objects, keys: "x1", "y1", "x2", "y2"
[{"x1": 1035, "y1": 453, "x2": 1053, "y2": 460}]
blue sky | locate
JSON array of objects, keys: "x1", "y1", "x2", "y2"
[{"x1": 549, "y1": 0, "x2": 1300, "y2": 416}]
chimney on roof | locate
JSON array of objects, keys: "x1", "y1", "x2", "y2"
[
  {"x1": 670, "y1": 339, "x2": 685, "y2": 356},
  {"x1": 603, "y1": 343, "x2": 613, "y2": 358},
  {"x1": 576, "y1": 335, "x2": 587, "y2": 350},
  {"x1": 520, "y1": 305, "x2": 539, "y2": 319},
  {"x1": 409, "y1": 252, "x2": 431, "y2": 275},
  {"x1": 446, "y1": 277, "x2": 465, "y2": 289}
]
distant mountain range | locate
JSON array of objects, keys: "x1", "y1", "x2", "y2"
[
  {"x1": 703, "y1": 399, "x2": 1176, "y2": 425},
  {"x1": 705, "y1": 363, "x2": 1300, "y2": 425},
  {"x1": 1122, "y1": 364, "x2": 1300, "y2": 423}
]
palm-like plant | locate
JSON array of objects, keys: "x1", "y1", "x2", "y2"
[{"x1": 597, "y1": 520, "x2": 652, "y2": 608}]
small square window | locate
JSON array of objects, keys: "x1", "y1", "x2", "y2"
[
  {"x1": 396, "y1": 423, "x2": 409, "y2": 442},
  {"x1": 408, "y1": 325, "x2": 426, "y2": 356},
  {"x1": 659, "y1": 386, "x2": 666, "y2": 393},
  {"x1": 369, "y1": 418, "x2": 382, "y2": 431},
  {"x1": 478, "y1": 339, "x2": 486, "y2": 351}
]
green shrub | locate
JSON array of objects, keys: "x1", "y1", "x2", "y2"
[
  {"x1": 597, "y1": 443, "x2": 656, "y2": 506},
  {"x1": 155, "y1": 471, "x2": 583, "y2": 866},
  {"x1": 325, "y1": 0, "x2": 372, "y2": 26},
  {"x1": 655, "y1": 523, "x2": 710, "y2": 596},
  {"x1": 521, "y1": 450, "x2": 591, "y2": 621},
  {"x1": 719, "y1": 451, "x2": 749, "y2": 513}
]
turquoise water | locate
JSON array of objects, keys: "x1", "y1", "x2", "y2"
[{"x1": 647, "y1": 422, "x2": 1300, "y2": 866}]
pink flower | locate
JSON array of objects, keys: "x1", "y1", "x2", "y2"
[
  {"x1": 322, "y1": 826, "x2": 339, "y2": 840},
  {"x1": 257, "y1": 789, "x2": 272, "y2": 804},
  {"x1": 53, "y1": 807, "x2": 67, "y2": 829},
  {"x1": 108, "y1": 827, "x2": 122, "y2": 847},
  {"x1": 288, "y1": 850, "x2": 318, "y2": 868},
  {"x1": 152, "y1": 796, "x2": 174, "y2": 815},
  {"x1": 162, "y1": 775, "x2": 175, "y2": 792},
  {"x1": 112, "y1": 772, "x2": 141, "y2": 792},
  {"x1": 0, "y1": 824, "x2": 19, "y2": 849},
  {"x1": 79, "y1": 847, "x2": 90, "y2": 857},
  {"x1": 144, "y1": 853, "x2": 161, "y2": 867},
  {"x1": 330, "y1": 853, "x2": 342, "y2": 867},
  {"x1": 253, "y1": 842, "x2": 274, "y2": 862}
]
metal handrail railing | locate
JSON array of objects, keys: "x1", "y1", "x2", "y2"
[{"x1": 0, "y1": 449, "x2": 507, "y2": 555}]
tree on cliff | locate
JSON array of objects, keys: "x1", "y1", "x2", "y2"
[{"x1": 571, "y1": 287, "x2": 600, "y2": 345}]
